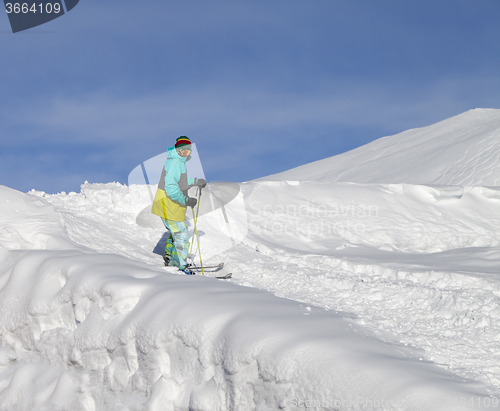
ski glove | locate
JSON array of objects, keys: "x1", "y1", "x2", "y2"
[
  {"x1": 195, "y1": 178, "x2": 207, "y2": 188},
  {"x1": 185, "y1": 197, "x2": 197, "y2": 208}
]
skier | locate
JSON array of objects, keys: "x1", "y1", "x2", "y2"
[{"x1": 151, "y1": 136, "x2": 207, "y2": 275}]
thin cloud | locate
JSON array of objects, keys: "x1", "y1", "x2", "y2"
[{"x1": 4, "y1": 75, "x2": 497, "y2": 144}]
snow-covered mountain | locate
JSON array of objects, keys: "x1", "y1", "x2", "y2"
[
  {"x1": 265, "y1": 108, "x2": 500, "y2": 186},
  {"x1": 1, "y1": 109, "x2": 500, "y2": 410}
]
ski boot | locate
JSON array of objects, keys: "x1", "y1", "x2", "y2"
[{"x1": 180, "y1": 267, "x2": 196, "y2": 275}]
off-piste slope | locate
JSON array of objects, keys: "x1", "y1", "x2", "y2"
[
  {"x1": 265, "y1": 108, "x2": 500, "y2": 186},
  {"x1": 1, "y1": 181, "x2": 499, "y2": 410}
]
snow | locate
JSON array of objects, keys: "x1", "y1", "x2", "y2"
[
  {"x1": 264, "y1": 108, "x2": 500, "y2": 186},
  {"x1": 1, "y1": 109, "x2": 500, "y2": 410}
]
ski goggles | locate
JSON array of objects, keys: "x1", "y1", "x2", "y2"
[{"x1": 177, "y1": 146, "x2": 192, "y2": 156}]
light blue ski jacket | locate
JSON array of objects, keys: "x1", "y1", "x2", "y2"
[
  {"x1": 151, "y1": 147, "x2": 196, "y2": 221},
  {"x1": 164, "y1": 147, "x2": 195, "y2": 205}
]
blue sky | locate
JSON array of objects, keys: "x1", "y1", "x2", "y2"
[{"x1": 1, "y1": 0, "x2": 500, "y2": 193}]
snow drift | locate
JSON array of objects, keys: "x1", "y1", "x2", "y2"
[
  {"x1": 243, "y1": 181, "x2": 500, "y2": 253},
  {"x1": 2, "y1": 184, "x2": 497, "y2": 410},
  {"x1": 265, "y1": 108, "x2": 500, "y2": 186}
]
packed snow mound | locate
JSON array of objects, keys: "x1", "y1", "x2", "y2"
[
  {"x1": 0, "y1": 186, "x2": 75, "y2": 251},
  {"x1": 265, "y1": 108, "x2": 500, "y2": 186},
  {"x1": 242, "y1": 181, "x2": 500, "y2": 253},
  {"x1": 1, "y1": 183, "x2": 499, "y2": 410}
]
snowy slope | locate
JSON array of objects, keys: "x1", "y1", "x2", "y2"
[
  {"x1": 1, "y1": 110, "x2": 500, "y2": 410},
  {"x1": 2, "y1": 184, "x2": 498, "y2": 411},
  {"x1": 39, "y1": 181, "x2": 500, "y2": 395},
  {"x1": 237, "y1": 181, "x2": 500, "y2": 392},
  {"x1": 264, "y1": 108, "x2": 500, "y2": 186}
]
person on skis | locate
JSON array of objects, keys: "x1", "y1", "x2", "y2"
[{"x1": 151, "y1": 136, "x2": 207, "y2": 275}]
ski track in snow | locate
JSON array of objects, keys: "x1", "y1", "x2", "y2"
[
  {"x1": 440, "y1": 128, "x2": 500, "y2": 186},
  {"x1": 228, "y1": 244, "x2": 500, "y2": 391},
  {"x1": 34, "y1": 181, "x2": 500, "y2": 399}
]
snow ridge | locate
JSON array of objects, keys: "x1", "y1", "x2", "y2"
[{"x1": 265, "y1": 108, "x2": 500, "y2": 186}]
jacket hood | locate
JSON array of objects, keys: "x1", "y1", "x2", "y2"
[{"x1": 166, "y1": 146, "x2": 189, "y2": 162}]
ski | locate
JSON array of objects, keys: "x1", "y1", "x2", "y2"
[
  {"x1": 181, "y1": 270, "x2": 232, "y2": 280},
  {"x1": 188, "y1": 262, "x2": 225, "y2": 273},
  {"x1": 169, "y1": 262, "x2": 231, "y2": 279}
]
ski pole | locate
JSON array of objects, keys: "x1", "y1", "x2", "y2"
[
  {"x1": 191, "y1": 187, "x2": 204, "y2": 275},
  {"x1": 189, "y1": 188, "x2": 200, "y2": 263},
  {"x1": 189, "y1": 186, "x2": 201, "y2": 257}
]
